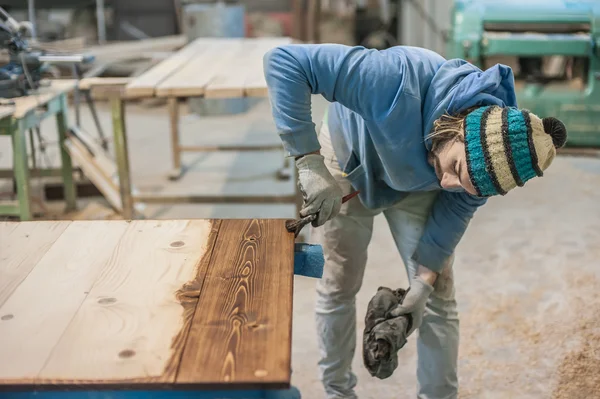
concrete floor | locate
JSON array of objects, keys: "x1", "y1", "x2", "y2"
[{"x1": 1, "y1": 96, "x2": 599, "y2": 398}]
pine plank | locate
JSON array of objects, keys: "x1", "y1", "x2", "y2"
[
  {"x1": 12, "y1": 80, "x2": 76, "y2": 119},
  {"x1": 0, "y1": 105, "x2": 14, "y2": 119},
  {"x1": 0, "y1": 221, "x2": 130, "y2": 382},
  {"x1": 177, "y1": 219, "x2": 294, "y2": 388},
  {"x1": 244, "y1": 38, "x2": 293, "y2": 97},
  {"x1": 39, "y1": 220, "x2": 218, "y2": 384},
  {"x1": 125, "y1": 39, "x2": 209, "y2": 98},
  {"x1": 64, "y1": 138, "x2": 122, "y2": 212},
  {"x1": 0, "y1": 222, "x2": 70, "y2": 307},
  {"x1": 204, "y1": 41, "x2": 259, "y2": 99},
  {"x1": 155, "y1": 40, "x2": 243, "y2": 98}
]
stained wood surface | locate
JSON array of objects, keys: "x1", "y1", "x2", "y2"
[
  {"x1": 0, "y1": 219, "x2": 294, "y2": 391},
  {"x1": 177, "y1": 219, "x2": 294, "y2": 387},
  {"x1": 126, "y1": 38, "x2": 292, "y2": 99}
]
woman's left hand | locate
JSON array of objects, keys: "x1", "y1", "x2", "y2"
[{"x1": 388, "y1": 275, "x2": 434, "y2": 335}]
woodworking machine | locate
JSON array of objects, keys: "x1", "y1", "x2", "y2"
[
  {"x1": 448, "y1": 0, "x2": 600, "y2": 147},
  {"x1": 0, "y1": 6, "x2": 91, "y2": 98}
]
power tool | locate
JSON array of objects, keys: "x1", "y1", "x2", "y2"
[{"x1": 0, "y1": 6, "x2": 92, "y2": 98}]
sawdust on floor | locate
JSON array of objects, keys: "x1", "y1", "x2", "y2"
[{"x1": 459, "y1": 270, "x2": 600, "y2": 398}]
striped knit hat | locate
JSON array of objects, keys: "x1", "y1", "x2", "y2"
[{"x1": 464, "y1": 106, "x2": 567, "y2": 197}]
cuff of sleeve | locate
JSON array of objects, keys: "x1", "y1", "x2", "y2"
[
  {"x1": 280, "y1": 129, "x2": 321, "y2": 157},
  {"x1": 411, "y1": 240, "x2": 452, "y2": 274}
]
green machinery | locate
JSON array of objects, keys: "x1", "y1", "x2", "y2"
[{"x1": 448, "y1": 0, "x2": 600, "y2": 147}]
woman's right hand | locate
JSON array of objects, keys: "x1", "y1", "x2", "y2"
[{"x1": 295, "y1": 153, "x2": 343, "y2": 227}]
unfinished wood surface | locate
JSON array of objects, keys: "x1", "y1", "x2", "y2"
[
  {"x1": 155, "y1": 38, "x2": 291, "y2": 98},
  {"x1": 65, "y1": 138, "x2": 122, "y2": 212},
  {"x1": 177, "y1": 219, "x2": 294, "y2": 388},
  {"x1": 204, "y1": 41, "x2": 260, "y2": 99},
  {"x1": 79, "y1": 77, "x2": 131, "y2": 91},
  {"x1": 85, "y1": 35, "x2": 186, "y2": 66},
  {"x1": 155, "y1": 40, "x2": 242, "y2": 98},
  {"x1": 0, "y1": 222, "x2": 70, "y2": 307},
  {"x1": 0, "y1": 221, "x2": 130, "y2": 381},
  {"x1": 65, "y1": 135, "x2": 147, "y2": 218},
  {"x1": 39, "y1": 220, "x2": 216, "y2": 383},
  {"x1": 126, "y1": 38, "x2": 208, "y2": 98},
  {"x1": 244, "y1": 38, "x2": 292, "y2": 97},
  {"x1": 12, "y1": 80, "x2": 76, "y2": 119},
  {"x1": 0, "y1": 105, "x2": 14, "y2": 120}
]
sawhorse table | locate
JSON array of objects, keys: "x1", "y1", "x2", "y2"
[
  {"x1": 103, "y1": 37, "x2": 301, "y2": 220},
  {"x1": 0, "y1": 80, "x2": 78, "y2": 220},
  {"x1": 0, "y1": 219, "x2": 323, "y2": 398}
]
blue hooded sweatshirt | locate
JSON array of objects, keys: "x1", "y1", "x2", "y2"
[{"x1": 263, "y1": 44, "x2": 517, "y2": 272}]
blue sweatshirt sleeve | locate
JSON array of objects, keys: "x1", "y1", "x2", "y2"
[
  {"x1": 412, "y1": 191, "x2": 487, "y2": 273},
  {"x1": 263, "y1": 44, "x2": 403, "y2": 156}
]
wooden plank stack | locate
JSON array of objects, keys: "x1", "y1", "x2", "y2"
[{"x1": 0, "y1": 219, "x2": 294, "y2": 390}]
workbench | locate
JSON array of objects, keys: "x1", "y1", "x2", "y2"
[
  {"x1": 0, "y1": 220, "x2": 323, "y2": 398},
  {"x1": 0, "y1": 80, "x2": 77, "y2": 221},
  {"x1": 103, "y1": 37, "x2": 299, "y2": 219}
]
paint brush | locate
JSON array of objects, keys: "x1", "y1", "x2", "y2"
[{"x1": 286, "y1": 191, "x2": 360, "y2": 238}]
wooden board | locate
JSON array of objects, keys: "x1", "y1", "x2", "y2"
[
  {"x1": 12, "y1": 80, "x2": 76, "y2": 119},
  {"x1": 125, "y1": 38, "x2": 209, "y2": 98},
  {"x1": 0, "y1": 222, "x2": 70, "y2": 308},
  {"x1": 79, "y1": 77, "x2": 131, "y2": 91},
  {"x1": 0, "y1": 221, "x2": 130, "y2": 382},
  {"x1": 155, "y1": 40, "x2": 243, "y2": 98},
  {"x1": 39, "y1": 220, "x2": 215, "y2": 383},
  {"x1": 150, "y1": 38, "x2": 291, "y2": 98},
  {"x1": 85, "y1": 35, "x2": 187, "y2": 66},
  {"x1": 177, "y1": 219, "x2": 294, "y2": 388},
  {"x1": 243, "y1": 38, "x2": 292, "y2": 98},
  {"x1": 0, "y1": 219, "x2": 294, "y2": 390},
  {"x1": 0, "y1": 105, "x2": 14, "y2": 120}
]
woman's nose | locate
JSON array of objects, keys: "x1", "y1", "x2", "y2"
[{"x1": 440, "y1": 172, "x2": 461, "y2": 189}]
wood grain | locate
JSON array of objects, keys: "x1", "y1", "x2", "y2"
[
  {"x1": 204, "y1": 41, "x2": 259, "y2": 99},
  {"x1": 12, "y1": 80, "x2": 76, "y2": 118},
  {"x1": 177, "y1": 219, "x2": 294, "y2": 388},
  {"x1": 155, "y1": 40, "x2": 242, "y2": 98},
  {"x1": 126, "y1": 38, "x2": 207, "y2": 98},
  {"x1": 39, "y1": 220, "x2": 216, "y2": 383},
  {"x1": 0, "y1": 222, "x2": 70, "y2": 307},
  {"x1": 0, "y1": 221, "x2": 129, "y2": 381},
  {"x1": 244, "y1": 38, "x2": 292, "y2": 97}
]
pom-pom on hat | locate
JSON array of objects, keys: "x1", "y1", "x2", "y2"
[{"x1": 464, "y1": 106, "x2": 567, "y2": 197}]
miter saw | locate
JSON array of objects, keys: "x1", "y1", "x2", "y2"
[{"x1": 0, "y1": 6, "x2": 93, "y2": 98}]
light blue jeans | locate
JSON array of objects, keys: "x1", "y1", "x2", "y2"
[{"x1": 314, "y1": 119, "x2": 459, "y2": 399}]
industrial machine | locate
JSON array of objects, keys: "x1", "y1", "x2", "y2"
[
  {"x1": 448, "y1": 0, "x2": 600, "y2": 147},
  {"x1": 0, "y1": 6, "x2": 92, "y2": 98}
]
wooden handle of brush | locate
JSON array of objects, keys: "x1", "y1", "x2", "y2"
[{"x1": 342, "y1": 191, "x2": 360, "y2": 203}]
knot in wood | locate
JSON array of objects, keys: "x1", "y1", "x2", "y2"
[
  {"x1": 118, "y1": 349, "x2": 136, "y2": 359},
  {"x1": 1, "y1": 314, "x2": 14, "y2": 321},
  {"x1": 170, "y1": 240, "x2": 185, "y2": 248}
]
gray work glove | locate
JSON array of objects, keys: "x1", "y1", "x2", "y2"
[
  {"x1": 295, "y1": 153, "x2": 343, "y2": 227},
  {"x1": 388, "y1": 276, "x2": 434, "y2": 336}
]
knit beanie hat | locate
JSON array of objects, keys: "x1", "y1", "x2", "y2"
[{"x1": 464, "y1": 106, "x2": 567, "y2": 197}]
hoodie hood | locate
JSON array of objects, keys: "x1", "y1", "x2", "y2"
[{"x1": 422, "y1": 59, "x2": 518, "y2": 150}]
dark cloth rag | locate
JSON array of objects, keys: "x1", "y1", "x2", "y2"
[{"x1": 362, "y1": 286, "x2": 412, "y2": 379}]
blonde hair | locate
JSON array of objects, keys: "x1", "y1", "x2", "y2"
[{"x1": 427, "y1": 107, "x2": 476, "y2": 155}]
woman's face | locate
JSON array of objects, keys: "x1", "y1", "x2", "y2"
[{"x1": 430, "y1": 139, "x2": 477, "y2": 196}]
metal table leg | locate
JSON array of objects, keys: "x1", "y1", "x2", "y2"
[
  {"x1": 110, "y1": 94, "x2": 134, "y2": 220},
  {"x1": 57, "y1": 94, "x2": 77, "y2": 212}
]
